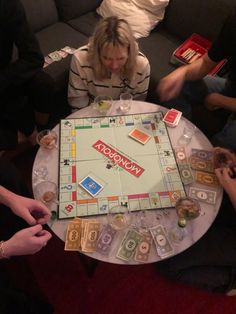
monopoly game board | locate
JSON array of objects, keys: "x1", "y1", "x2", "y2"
[{"x1": 58, "y1": 112, "x2": 186, "y2": 219}]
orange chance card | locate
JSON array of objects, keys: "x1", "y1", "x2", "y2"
[{"x1": 128, "y1": 128, "x2": 151, "y2": 145}]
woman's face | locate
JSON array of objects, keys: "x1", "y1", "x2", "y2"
[{"x1": 100, "y1": 43, "x2": 129, "y2": 74}]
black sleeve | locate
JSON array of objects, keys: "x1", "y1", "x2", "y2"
[
  {"x1": 0, "y1": 0, "x2": 44, "y2": 93},
  {"x1": 208, "y1": 13, "x2": 235, "y2": 62}
]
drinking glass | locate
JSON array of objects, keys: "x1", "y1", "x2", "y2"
[
  {"x1": 107, "y1": 205, "x2": 131, "y2": 230},
  {"x1": 175, "y1": 197, "x2": 201, "y2": 220},
  {"x1": 169, "y1": 217, "x2": 188, "y2": 243},
  {"x1": 119, "y1": 92, "x2": 133, "y2": 113},
  {"x1": 169, "y1": 197, "x2": 201, "y2": 244},
  {"x1": 36, "y1": 129, "x2": 58, "y2": 150},
  {"x1": 34, "y1": 181, "x2": 58, "y2": 205},
  {"x1": 178, "y1": 124, "x2": 197, "y2": 146},
  {"x1": 93, "y1": 95, "x2": 112, "y2": 114}
]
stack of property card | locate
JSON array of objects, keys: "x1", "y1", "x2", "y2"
[
  {"x1": 162, "y1": 108, "x2": 182, "y2": 127},
  {"x1": 64, "y1": 217, "x2": 100, "y2": 253}
]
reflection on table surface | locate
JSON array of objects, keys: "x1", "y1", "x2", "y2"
[{"x1": 32, "y1": 101, "x2": 223, "y2": 265}]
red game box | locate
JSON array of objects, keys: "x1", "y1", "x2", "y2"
[{"x1": 170, "y1": 33, "x2": 227, "y2": 76}]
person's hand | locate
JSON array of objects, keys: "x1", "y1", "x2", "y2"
[
  {"x1": 215, "y1": 166, "x2": 236, "y2": 191},
  {"x1": 214, "y1": 146, "x2": 236, "y2": 167},
  {"x1": 8, "y1": 193, "x2": 51, "y2": 225},
  {"x1": 157, "y1": 67, "x2": 186, "y2": 102},
  {"x1": 204, "y1": 93, "x2": 221, "y2": 111},
  {"x1": 3, "y1": 224, "x2": 52, "y2": 257}
]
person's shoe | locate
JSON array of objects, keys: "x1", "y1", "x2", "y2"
[{"x1": 226, "y1": 289, "x2": 236, "y2": 296}]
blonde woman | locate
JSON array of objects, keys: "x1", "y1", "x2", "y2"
[{"x1": 68, "y1": 16, "x2": 150, "y2": 110}]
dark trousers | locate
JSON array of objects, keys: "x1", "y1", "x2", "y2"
[
  {"x1": 0, "y1": 157, "x2": 53, "y2": 313},
  {"x1": 157, "y1": 194, "x2": 236, "y2": 293},
  {"x1": 0, "y1": 70, "x2": 55, "y2": 149}
]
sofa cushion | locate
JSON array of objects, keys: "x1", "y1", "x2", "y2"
[
  {"x1": 21, "y1": 0, "x2": 58, "y2": 32},
  {"x1": 55, "y1": 0, "x2": 103, "y2": 21},
  {"x1": 67, "y1": 12, "x2": 101, "y2": 37},
  {"x1": 164, "y1": 0, "x2": 236, "y2": 41}
]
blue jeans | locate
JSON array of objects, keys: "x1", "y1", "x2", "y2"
[{"x1": 162, "y1": 75, "x2": 236, "y2": 151}]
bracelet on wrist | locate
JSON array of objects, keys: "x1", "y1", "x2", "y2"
[{"x1": 0, "y1": 241, "x2": 9, "y2": 259}]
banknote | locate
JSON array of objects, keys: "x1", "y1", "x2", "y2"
[
  {"x1": 64, "y1": 218, "x2": 82, "y2": 251},
  {"x1": 188, "y1": 187, "x2": 217, "y2": 205},
  {"x1": 149, "y1": 225, "x2": 174, "y2": 258},
  {"x1": 174, "y1": 146, "x2": 188, "y2": 164},
  {"x1": 190, "y1": 156, "x2": 214, "y2": 173},
  {"x1": 81, "y1": 220, "x2": 100, "y2": 252},
  {"x1": 96, "y1": 224, "x2": 117, "y2": 255},
  {"x1": 116, "y1": 229, "x2": 143, "y2": 261},
  {"x1": 178, "y1": 163, "x2": 194, "y2": 185},
  {"x1": 134, "y1": 232, "x2": 152, "y2": 263},
  {"x1": 191, "y1": 148, "x2": 214, "y2": 161},
  {"x1": 48, "y1": 50, "x2": 62, "y2": 61},
  {"x1": 195, "y1": 171, "x2": 219, "y2": 187}
]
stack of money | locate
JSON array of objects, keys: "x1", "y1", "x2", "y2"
[{"x1": 64, "y1": 218, "x2": 100, "y2": 253}]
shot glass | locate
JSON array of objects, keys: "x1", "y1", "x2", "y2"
[
  {"x1": 119, "y1": 92, "x2": 133, "y2": 113},
  {"x1": 36, "y1": 129, "x2": 58, "y2": 150},
  {"x1": 93, "y1": 95, "x2": 112, "y2": 114},
  {"x1": 178, "y1": 124, "x2": 197, "y2": 146}
]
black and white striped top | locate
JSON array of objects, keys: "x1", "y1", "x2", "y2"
[{"x1": 68, "y1": 45, "x2": 150, "y2": 109}]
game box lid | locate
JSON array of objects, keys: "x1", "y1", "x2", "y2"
[{"x1": 170, "y1": 33, "x2": 227, "y2": 76}]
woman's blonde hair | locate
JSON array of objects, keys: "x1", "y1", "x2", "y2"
[{"x1": 88, "y1": 16, "x2": 138, "y2": 80}]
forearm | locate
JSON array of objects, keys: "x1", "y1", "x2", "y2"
[
  {"x1": 210, "y1": 94, "x2": 236, "y2": 112},
  {"x1": 225, "y1": 186, "x2": 236, "y2": 209},
  {"x1": 185, "y1": 54, "x2": 217, "y2": 81},
  {"x1": 0, "y1": 185, "x2": 17, "y2": 209}
]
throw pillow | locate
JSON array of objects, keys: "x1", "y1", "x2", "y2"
[{"x1": 96, "y1": 0, "x2": 169, "y2": 38}]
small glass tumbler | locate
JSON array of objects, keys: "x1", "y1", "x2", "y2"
[
  {"x1": 119, "y1": 92, "x2": 133, "y2": 113},
  {"x1": 107, "y1": 205, "x2": 131, "y2": 230},
  {"x1": 93, "y1": 95, "x2": 112, "y2": 114},
  {"x1": 34, "y1": 181, "x2": 58, "y2": 205},
  {"x1": 36, "y1": 129, "x2": 58, "y2": 150},
  {"x1": 178, "y1": 124, "x2": 197, "y2": 146}
]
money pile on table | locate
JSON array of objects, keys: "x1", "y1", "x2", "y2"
[
  {"x1": 64, "y1": 217, "x2": 176, "y2": 262},
  {"x1": 174, "y1": 147, "x2": 219, "y2": 204},
  {"x1": 64, "y1": 217, "x2": 100, "y2": 253}
]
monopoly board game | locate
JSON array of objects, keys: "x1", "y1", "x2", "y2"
[{"x1": 58, "y1": 112, "x2": 186, "y2": 219}]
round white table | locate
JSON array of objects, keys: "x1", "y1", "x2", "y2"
[{"x1": 32, "y1": 101, "x2": 223, "y2": 264}]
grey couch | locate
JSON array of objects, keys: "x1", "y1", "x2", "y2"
[{"x1": 21, "y1": 0, "x2": 236, "y2": 123}]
